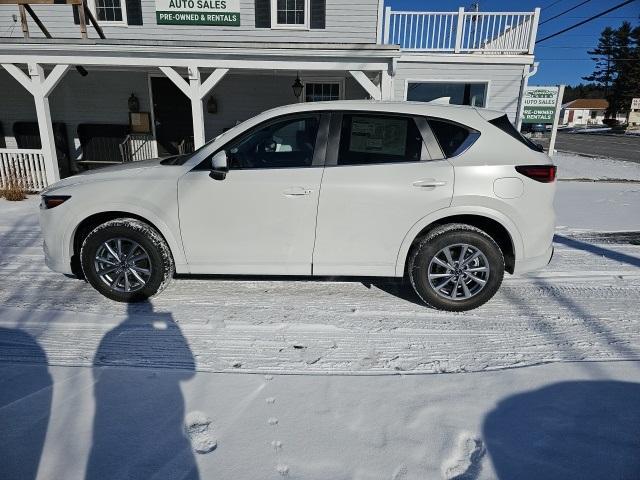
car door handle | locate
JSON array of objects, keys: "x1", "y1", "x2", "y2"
[
  {"x1": 412, "y1": 179, "x2": 447, "y2": 188},
  {"x1": 283, "y1": 186, "x2": 313, "y2": 196}
]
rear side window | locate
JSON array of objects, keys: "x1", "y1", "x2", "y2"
[
  {"x1": 489, "y1": 114, "x2": 544, "y2": 152},
  {"x1": 428, "y1": 119, "x2": 479, "y2": 157},
  {"x1": 337, "y1": 114, "x2": 423, "y2": 165}
]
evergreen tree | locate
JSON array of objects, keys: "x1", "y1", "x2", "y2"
[{"x1": 584, "y1": 22, "x2": 640, "y2": 117}]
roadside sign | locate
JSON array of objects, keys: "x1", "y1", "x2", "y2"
[
  {"x1": 156, "y1": 0, "x2": 240, "y2": 25},
  {"x1": 521, "y1": 87, "x2": 559, "y2": 124},
  {"x1": 630, "y1": 98, "x2": 640, "y2": 126}
]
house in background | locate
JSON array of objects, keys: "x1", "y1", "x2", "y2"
[
  {"x1": 561, "y1": 99, "x2": 627, "y2": 127},
  {"x1": 0, "y1": 0, "x2": 540, "y2": 188}
]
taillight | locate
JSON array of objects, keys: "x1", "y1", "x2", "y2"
[
  {"x1": 42, "y1": 195, "x2": 71, "y2": 209},
  {"x1": 515, "y1": 165, "x2": 557, "y2": 183}
]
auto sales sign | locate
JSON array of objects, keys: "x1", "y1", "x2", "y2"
[
  {"x1": 156, "y1": 0, "x2": 240, "y2": 25},
  {"x1": 522, "y1": 86, "x2": 559, "y2": 124}
]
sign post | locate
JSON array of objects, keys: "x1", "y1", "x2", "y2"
[
  {"x1": 155, "y1": 0, "x2": 240, "y2": 25},
  {"x1": 521, "y1": 85, "x2": 564, "y2": 157},
  {"x1": 547, "y1": 85, "x2": 564, "y2": 157}
]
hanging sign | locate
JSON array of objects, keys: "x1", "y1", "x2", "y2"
[
  {"x1": 156, "y1": 0, "x2": 240, "y2": 26},
  {"x1": 522, "y1": 86, "x2": 560, "y2": 124}
]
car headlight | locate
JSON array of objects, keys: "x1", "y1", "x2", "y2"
[{"x1": 41, "y1": 195, "x2": 71, "y2": 209}]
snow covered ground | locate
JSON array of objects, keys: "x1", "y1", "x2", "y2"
[
  {"x1": 553, "y1": 151, "x2": 640, "y2": 182},
  {"x1": 1, "y1": 176, "x2": 639, "y2": 479}
]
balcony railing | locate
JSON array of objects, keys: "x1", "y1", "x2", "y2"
[{"x1": 382, "y1": 7, "x2": 540, "y2": 54}]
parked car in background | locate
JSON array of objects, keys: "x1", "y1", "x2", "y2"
[{"x1": 39, "y1": 101, "x2": 556, "y2": 311}]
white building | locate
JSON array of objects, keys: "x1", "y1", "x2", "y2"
[
  {"x1": 0, "y1": 0, "x2": 540, "y2": 188},
  {"x1": 561, "y1": 99, "x2": 626, "y2": 127}
]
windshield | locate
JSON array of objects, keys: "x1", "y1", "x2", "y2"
[{"x1": 489, "y1": 114, "x2": 544, "y2": 152}]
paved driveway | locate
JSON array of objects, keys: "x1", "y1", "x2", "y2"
[{"x1": 555, "y1": 132, "x2": 640, "y2": 163}]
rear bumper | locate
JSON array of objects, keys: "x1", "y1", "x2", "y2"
[{"x1": 513, "y1": 244, "x2": 554, "y2": 275}]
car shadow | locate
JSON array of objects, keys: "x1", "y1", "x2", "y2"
[
  {"x1": 483, "y1": 380, "x2": 640, "y2": 480},
  {"x1": 85, "y1": 302, "x2": 199, "y2": 480},
  {"x1": 0, "y1": 328, "x2": 52, "y2": 480}
]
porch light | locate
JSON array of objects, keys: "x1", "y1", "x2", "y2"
[{"x1": 292, "y1": 74, "x2": 303, "y2": 99}]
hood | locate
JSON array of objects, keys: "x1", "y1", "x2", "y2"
[{"x1": 42, "y1": 158, "x2": 165, "y2": 194}]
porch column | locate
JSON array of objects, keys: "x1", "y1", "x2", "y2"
[
  {"x1": 159, "y1": 66, "x2": 229, "y2": 149},
  {"x1": 1, "y1": 62, "x2": 69, "y2": 184},
  {"x1": 380, "y1": 69, "x2": 394, "y2": 101}
]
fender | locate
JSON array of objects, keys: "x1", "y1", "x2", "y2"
[
  {"x1": 393, "y1": 205, "x2": 525, "y2": 277},
  {"x1": 64, "y1": 201, "x2": 190, "y2": 274}
]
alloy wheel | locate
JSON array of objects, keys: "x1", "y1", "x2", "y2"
[
  {"x1": 427, "y1": 243, "x2": 490, "y2": 300},
  {"x1": 94, "y1": 237, "x2": 152, "y2": 293}
]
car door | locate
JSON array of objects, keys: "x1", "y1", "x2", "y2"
[
  {"x1": 312, "y1": 112, "x2": 455, "y2": 276},
  {"x1": 178, "y1": 113, "x2": 329, "y2": 275}
]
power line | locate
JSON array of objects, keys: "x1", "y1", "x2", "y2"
[
  {"x1": 541, "y1": 0, "x2": 565, "y2": 11},
  {"x1": 540, "y1": 0, "x2": 591, "y2": 26},
  {"x1": 536, "y1": 0, "x2": 638, "y2": 44}
]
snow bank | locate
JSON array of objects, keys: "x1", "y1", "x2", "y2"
[{"x1": 553, "y1": 152, "x2": 640, "y2": 182}]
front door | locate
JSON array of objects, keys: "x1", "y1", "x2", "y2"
[
  {"x1": 178, "y1": 113, "x2": 327, "y2": 275},
  {"x1": 313, "y1": 113, "x2": 455, "y2": 276},
  {"x1": 151, "y1": 77, "x2": 193, "y2": 156}
]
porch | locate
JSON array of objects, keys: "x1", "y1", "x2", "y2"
[{"x1": 0, "y1": 40, "x2": 398, "y2": 189}]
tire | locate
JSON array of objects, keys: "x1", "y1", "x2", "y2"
[
  {"x1": 408, "y1": 224, "x2": 504, "y2": 312},
  {"x1": 80, "y1": 218, "x2": 174, "y2": 302}
]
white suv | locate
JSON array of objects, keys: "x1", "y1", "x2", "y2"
[{"x1": 40, "y1": 101, "x2": 556, "y2": 311}]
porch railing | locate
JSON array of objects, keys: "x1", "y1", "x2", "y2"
[
  {"x1": 119, "y1": 134, "x2": 156, "y2": 162},
  {"x1": 0, "y1": 148, "x2": 48, "y2": 191},
  {"x1": 382, "y1": 7, "x2": 539, "y2": 54}
]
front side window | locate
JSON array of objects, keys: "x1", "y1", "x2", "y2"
[
  {"x1": 91, "y1": 0, "x2": 126, "y2": 22},
  {"x1": 272, "y1": 0, "x2": 308, "y2": 27},
  {"x1": 337, "y1": 114, "x2": 423, "y2": 166},
  {"x1": 305, "y1": 82, "x2": 341, "y2": 102},
  {"x1": 407, "y1": 82, "x2": 487, "y2": 107},
  {"x1": 226, "y1": 115, "x2": 320, "y2": 169}
]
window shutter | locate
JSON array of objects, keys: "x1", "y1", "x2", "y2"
[
  {"x1": 72, "y1": 4, "x2": 80, "y2": 24},
  {"x1": 255, "y1": 0, "x2": 271, "y2": 28},
  {"x1": 310, "y1": 0, "x2": 325, "y2": 29},
  {"x1": 125, "y1": 0, "x2": 144, "y2": 25}
]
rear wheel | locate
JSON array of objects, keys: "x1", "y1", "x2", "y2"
[
  {"x1": 80, "y1": 218, "x2": 174, "y2": 302},
  {"x1": 409, "y1": 224, "x2": 504, "y2": 311}
]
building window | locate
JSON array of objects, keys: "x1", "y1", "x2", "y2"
[
  {"x1": 271, "y1": 0, "x2": 309, "y2": 28},
  {"x1": 304, "y1": 82, "x2": 341, "y2": 102},
  {"x1": 90, "y1": 0, "x2": 127, "y2": 23},
  {"x1": 407, "y1": 82, "x2": 488, "y2": 107}
]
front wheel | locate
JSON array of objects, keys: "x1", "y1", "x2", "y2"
[
  {"x1": 80, "y1": 218, "x2": 174, "y2": 302},
  {"x1": 408, "y1": 224, "x2": 504, "y2": 312}
]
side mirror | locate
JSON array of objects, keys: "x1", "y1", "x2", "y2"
[{"x1": 209, "y1": 150, "x2": 228, "y2": 181}]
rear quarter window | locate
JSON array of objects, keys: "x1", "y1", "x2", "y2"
[
  {"x1": 489, "y1": 114, "x2": 544, "y2": 152},
  {"x1": 428, "y1": 119, "x2": 480, "y2": 157}
]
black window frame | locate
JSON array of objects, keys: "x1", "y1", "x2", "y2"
[
  {"x1": 325, "y1": 111, "x2": 441, "y2": 167},
  {"x1": 194, "y1": 112, "x2": 330, "y2": 171}
]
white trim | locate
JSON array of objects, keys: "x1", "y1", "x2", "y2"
[
  {"x1": 300, "y1": 77, "x2": 345, "y2": 103},
  {"x1": 398, "y1": 53, "x2": 535, "y2": 65},
  {"x1": 375, "y1": 0, "x2": 384, "y2": 44},
  {"x1": 146, "y1": 73, "x2": 159, "y2": 158},
  {"x1": 403, "y1": 78, "x2": 491, "y2": 108},
  {"x1": 270, "y1": 0, "x2": 310, "y2": 30},
  {"x1": 87, "y1": 0, "x2": 128, "y2": 26}
]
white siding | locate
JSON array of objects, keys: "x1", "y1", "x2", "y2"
[
  {"x1": 394, "y1": 61, "x2": 525, "y2": 121},
  {"x1": 0, "y1": 0, "x2": 378, "y2": 43}
]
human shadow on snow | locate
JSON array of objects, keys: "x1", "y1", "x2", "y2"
[
  {"x1": 483, "y1": 380, "x2": 640, "y2": 480},
  {"x1": 85, "y1": 302, "x2": 199, "y2": 480},
  {"x1": 0, "y1": 328, "x2": 52, "y2": 480}
]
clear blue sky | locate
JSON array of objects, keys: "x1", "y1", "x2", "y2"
[{"x1": 385, "y1": 0, "x2": 640, "y2": 86}]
